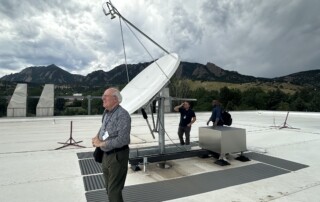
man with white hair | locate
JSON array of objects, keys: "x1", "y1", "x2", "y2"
[{"x1": 92, "y1": 87, "x2": 131, "y2": 202}]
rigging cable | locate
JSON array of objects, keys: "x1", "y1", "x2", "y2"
[
  {"x1": 122, "y1": 19, "x2": 170, "y2": 81},
  {"x1": 156, "y1": 109, "x2": 188, "y2": 152},
  {"x1": 108, "y1": 3, "x2": 171, "y2": 81},
  {"x1": 119, "y1": 17, "x2": 130, "y2": 83}
]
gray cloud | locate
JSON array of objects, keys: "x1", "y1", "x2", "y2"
[
  {"x1": 0, "y1": 0, "x2": 319, "y2": 78},
  {"x1": 191, "y1": 0, "x2": 320, "y2": 77},
  {"x1": 167, "y1": 5, "x2": 203, "y2": 52}
]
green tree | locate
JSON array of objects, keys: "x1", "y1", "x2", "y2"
[
  {"x1": 55, "y1": 98, "x2": 66, "y2": 111},
  {"x1": 277, "y1": 101, "x2": 290, "y2": 111},
  {"x1": 190, "y1": 87, "x2": 219, "y2": 111},
  {"x1": 219, "y1": 87, "x2": 242, "y2": 109},
  {"x1": 226, "y1": 101, "x2": 236, "y2": 111},
  {"x1": 27, "y1": 98, "x2": 39, "y2": 116},
  {"x1": 70, "y1": 99, "x2": 82, "y2": 107},
  {"x1": 290, "y1": 97, "x2": 307, "y2": 111},
  {"x1": 241, "y1": 87, "x2": 267, "y2": 110},
  {"x1": 297, "y1": 88, "x2": 314, "y2": 103},
  {"x1": 169, "y1": 79, "x2": 191, "y2": 99},
  {"x1": 91, "y1": 99, "x2": 104, "y2": 114},
  {"x1": 219, "y1": 87, "x2": 231, "y2": 107},
  {"x1": 63, "y1": 108, "x2": 87, "y2": 115},
  {"x1": 82, "y1": 98, "x2": 88, "y2": 111},
  {"x1": 309, "y1": 92, "x2": 320, "y2": 112},
  {"x1": 267, "y1": 89, "x2": 288, "y2": 110},
  {"x1": 28, "y1": 86, "x2": 42, "y2": 96}
]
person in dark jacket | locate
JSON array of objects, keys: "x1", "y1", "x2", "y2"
[{"x1": 207, "y1": 100, "x2": 223, "y2": 127}]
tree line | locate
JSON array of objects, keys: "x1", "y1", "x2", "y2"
[
  {"x1": 170, "y1": 83, "x2": 320, "y2": 112},
  {"x1": 1, "y1": 82, "x2": 319, "y2": 117},
  {"x1": 53, "y1": 83, "x2": 320, "y2": 115}
]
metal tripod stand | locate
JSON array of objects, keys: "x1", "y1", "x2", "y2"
[{"x1": 55, "y1": 121, "x2": 85, "y2": 150}]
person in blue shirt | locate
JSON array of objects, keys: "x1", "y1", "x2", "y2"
[
  {"x1": 174, "y1": 101, "x2": 196, "y2": 145},
  {"x1": 207, "y1": 100, "x2": 224, "y2": 127}
]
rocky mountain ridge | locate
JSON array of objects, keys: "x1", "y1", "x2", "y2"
[{"x1": 1, "y1": 62, "x2": 319, "y2": 88}]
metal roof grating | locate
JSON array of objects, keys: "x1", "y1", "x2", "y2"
[
  {"x1": 83, "y1": 174, "x2": 105, "y2": 191},
  {"x1": 77, "y1": 152, "x2": 94, "y2": 160},
  {"x1": 85, "y1": 163, "x2": 289, "y2": 202},
  {"x1": 245, "y1": 152, "x2": 309, "y2": 171},
  {"x1": 79, "y1": 159, "x2": 102, "y2": 175}
]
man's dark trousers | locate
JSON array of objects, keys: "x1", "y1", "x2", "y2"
[
  {"x1": 102, "y1": 148, "x2": 129, "y2": 202},
  {"x1": 178, "y1": 126, "x2": 191, "y2": 145}
]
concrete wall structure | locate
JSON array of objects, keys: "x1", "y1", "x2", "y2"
[
  {"x1": 7, "y1": 83, "x2": 27, "y2": 117},
  {"x1": 36, "y1": 84, "x2": 54, "y2": 116}
]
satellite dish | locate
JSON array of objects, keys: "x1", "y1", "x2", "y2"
[{"x1": 121, "y1": 53, "x2": 180, "y2": 114}]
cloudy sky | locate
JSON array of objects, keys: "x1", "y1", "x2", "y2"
[{"x1": 0, "y1": 0, "x2": 319, "y2": 78}]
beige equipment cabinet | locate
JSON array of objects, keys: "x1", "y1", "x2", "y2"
[{"x1": 199, "y1": 126, "x2": 247, "y2": 157}]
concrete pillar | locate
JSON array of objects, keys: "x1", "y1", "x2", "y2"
[
  {"x1": 7, "y1": 83, "x2": 27, "y2": 117},
  {"x1": 36, "y1": 84, "x2": 54, "y2": 116}
]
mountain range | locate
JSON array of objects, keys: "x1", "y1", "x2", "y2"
[{"x1": 1, "y1": 63, "x2": 319, "y2": 88}]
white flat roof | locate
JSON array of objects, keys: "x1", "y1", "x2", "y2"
[{"x1": 0, "y1": 111, "x2": 319, "y2": 202}]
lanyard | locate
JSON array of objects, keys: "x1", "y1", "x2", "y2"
[{"x1": 103, "y1": 106, "x2": 119, "y2": 129}]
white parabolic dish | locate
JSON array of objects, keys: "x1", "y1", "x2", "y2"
[{"x1": 121, "y1": 53, "x2": 180, "y2": 114}]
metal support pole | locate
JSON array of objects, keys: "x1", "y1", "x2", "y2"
[
  {"x1": 158, "y1": 96, "x2": 165, "y2": 154},
  {"x1": 150, "y1": 103, "x2": 156, "y2": 131},
  {"x1": 69, "y1": 121, "x2": 73, "y2": 143},
  {"x1": 143, "y1": 156, "x2": 148, "y2": 172},
  {"x1": 87, "y1": 95, "x2": 91, "y2": 115}
]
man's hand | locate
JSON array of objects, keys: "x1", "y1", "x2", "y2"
[
  {"x1": 92, "y1": 136, "x2": 104, "y2": 147},
  {"x1": 187, "y1": 123, "x2": 191, "y2": 127},
  {"x1": 174, "y1": 102, "x2": 184, "y2": 112}
]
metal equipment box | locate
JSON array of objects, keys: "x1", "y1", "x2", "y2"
[{"x1": 199, "y1": 126, "x2": 247, "y2": 155}]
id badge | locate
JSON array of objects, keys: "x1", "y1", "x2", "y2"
[{"x1": 102, "y1": 131, "x2": 109, "y2": 140}]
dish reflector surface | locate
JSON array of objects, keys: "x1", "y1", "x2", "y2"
[{"x1": 121, "y1": 53, "x2": 180, "y2": 114}]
